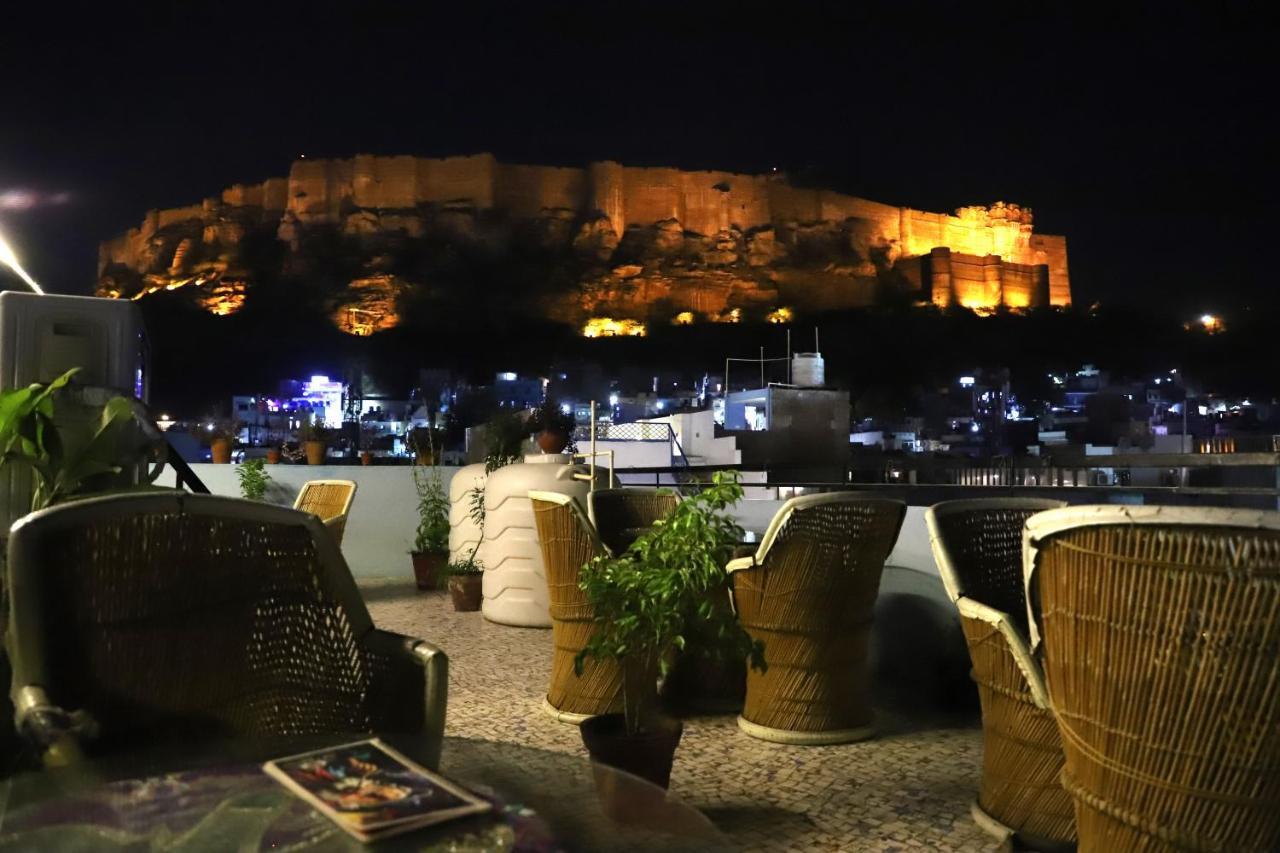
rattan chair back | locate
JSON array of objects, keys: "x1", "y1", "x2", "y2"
[
  {"x1": 529, "y1": 491, "x2": 624, "y2": 722},
  {"x1": 729, "y1": 493, "x2": 905, "y2": 743},
  {"x1": 293, "y1": 479, "x2": 357, "y2": 544},
  {"x1": 587, "y1": 487, "x2": 680, "y2": 555},
  {"x1": 926, "y1": 498, "x2": 1074, "y2": 845},
  {"x1": 6, "y1": 492, "x2": 446, "y2": 764},
  {"x1": 1024, "y1": 505, "x2": 1280, "y2": 852}
]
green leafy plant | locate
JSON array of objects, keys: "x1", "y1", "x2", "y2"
[
  {"x1": 0, "y1": 367, "x2": 165, "y2": 512},
  {"x1": 443, "y1": 557, "x2": 484, "y2": 577},
  {"x1": 482, "y1": 410, "x2": 528, "y2": 472},
  {"x1": 205, "y1": 419, "x2": 240, "y2": 444},
  {"x1": 297, "y1": 414, "x2": 330, "y2": 443},
  {"x1": 411, "y1": 458, "x2": 450, "y2": 555},
  {"x1": 575, "y1": 472, "x2": 765, "y2": 735},
  {"x1": 236, "y1": 458, "x2": 272, "y2": 501},
  {"x1": 527, "y1": 397, "x2": 575, "y2": 436}
]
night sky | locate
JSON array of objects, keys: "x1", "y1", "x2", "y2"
[{"x1": 2, "y1": 3, "x2": 1275, "y2": 316}]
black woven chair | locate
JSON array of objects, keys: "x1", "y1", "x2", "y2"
[
  {"x1": 587, "y1": 487, "x2": 681, "y2": 555},
  {"x1": 5, "y1": 492, "x2": 447, "y2": 769}
]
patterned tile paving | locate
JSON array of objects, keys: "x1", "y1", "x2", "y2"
[{"x1": 362, "y1": 578, "x2": 1002, "y2": 852}]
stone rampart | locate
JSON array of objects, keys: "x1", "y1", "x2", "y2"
[{"x1": 99, "y1": 153, "x2": 1071, "y2": 307}]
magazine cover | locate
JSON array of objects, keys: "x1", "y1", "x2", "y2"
[{"x1": 263, "y1": 739, "x2": 491, "y2": 841}]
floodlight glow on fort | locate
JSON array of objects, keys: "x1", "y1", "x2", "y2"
[{"x1": 0, "y1": 226, "x2": 44, "y2": 294}]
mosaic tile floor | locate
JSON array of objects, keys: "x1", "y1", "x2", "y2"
[{"x1": 363, "y1": 578, "x2": 1002, "y2": 852}]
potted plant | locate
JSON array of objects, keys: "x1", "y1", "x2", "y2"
[
  {"x1": 264, "y1": 446, "x2": 282, "y2": 464},
  {"x1": 410, "y1": 459, "x2": 450, "y2": 591},
  {"x1": 0, "y1": 367, "x2": 167, "y2": 514},
  {"x1": 443, "y1": 558, "x2": 484, "y2": 611},
  {"x1": 409, "y1": 426, "x2": 444, "y2": 465},
  {"x1": 235, "y1": 458, "x2": 272, "y2": 501},
  {"x1": 208, "y1": 420, "x2": 239, "y2": 463},
  {"x1": 575, "y1": 472, "x2": 764, "y2": 788},
  {"x1": 297, "y1": 414, "x2": 330, "y2": 465},
  {"x1": 528, "y1": 398, "x2": 575, "y2": 454}
]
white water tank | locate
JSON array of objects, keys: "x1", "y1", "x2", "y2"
[
  {"x1": 448, "y1": 463, "x2": 488, "y2": 564},
  {"x1": 478, "y1": 454, "x2": 595, "y2": 627},
  {"x1": 792, "y1": 352, "x2": 825, "y2": 387}
]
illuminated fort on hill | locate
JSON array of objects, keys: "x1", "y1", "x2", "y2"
[{"x1": 97, "y1": 153, "x2": 1070, "y2": 333}]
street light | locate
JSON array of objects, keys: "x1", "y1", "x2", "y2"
[{"x1": 0, "y1": 225, "x2": 44, "y2": 294}]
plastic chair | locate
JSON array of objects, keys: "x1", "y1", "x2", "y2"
[
  {"x1": 925, "y1": 498, "x2": 1074, "y2": 848},
  {"x1": 728, "y1": 493, "x2": 905, "y2": 744},
  {"x1": 293, "y1": 479, "x2": 357, "y2": 545},
  {"x1": 529, "y1": 491, "x2": 624, "y2": 724},
  {"x1": 1024, "y1": 505, "x2": 1280, "y2": 852},
  {"x1": 5, "y1": 492, "x2": 447, "y2": 769}
]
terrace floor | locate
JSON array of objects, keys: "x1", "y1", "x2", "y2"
[{"x1": 361, "y1": 578, "x2": 1002, "y2": 852}]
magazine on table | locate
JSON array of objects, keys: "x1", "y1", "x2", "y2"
[{"x1": 263, "y1": 738, "x2": 491, "y2": 842}]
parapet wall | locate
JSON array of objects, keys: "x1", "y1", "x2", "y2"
[{"x1": 100, "y1": 153, "x2": 1071, "y2": 306}]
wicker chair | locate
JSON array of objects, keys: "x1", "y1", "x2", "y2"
[
  {"x1": 529, "y1": 491, "x2": 624, "y2": 724},
  {"x1": 5, "y1": 493, "x2": 448, "y2": 770},
  {"x1": 925, "y1": 498, "x2": 1075, "y2": 848},
  {"x1": 728, "y1": 493, "x2": 905, "y2": 744},
  {"x1": 1024, "y1": 505, "x2": 1280, "y2": 853},
  {"x1": 293, "y1": 479, "x2": 357, "y2": 545},
  {"x1": 587, "y1": 487, "x2": 681, "y2": 555}
]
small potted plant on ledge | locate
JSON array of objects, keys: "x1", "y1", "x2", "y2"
[
  {"x1": 410, "y1": 460, "x2": 450, "y2": 591},
  {"x1": 528, "y1": 398, "x2": 575, "y2": 454},
  {"x1": 297, "y1": 415, "x2": 330, "y2": 465},
  {"x1": 264, "y1": 445, "x2": 282, "y2": 464},
  {"x1": 575, "y1": 472, "x2": 764, "y2": 788},
  {"x1": 208, "y1": 420, "x2": 239, "y2": 464}
]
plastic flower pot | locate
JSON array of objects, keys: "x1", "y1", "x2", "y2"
[
  {"x1": 360, "y1": 450, "x2": 372, "y2": 465},
  {"x1": 304, "y1": 440, "x2": 326, "y2": 465}
]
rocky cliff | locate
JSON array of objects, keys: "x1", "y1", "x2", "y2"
[{"x1": 97, "y1": 154, "x2": 1070, "y2": 333}]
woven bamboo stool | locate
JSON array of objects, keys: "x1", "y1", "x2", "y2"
[
  {"x1": 926, "y1": 498, "x2": 1075, "y2": 849},
  {"x1": 728, "y1": 493, "x2": 905, "y2": 744},
  {"x1": 587, "y1": 487, "x2": 680, "y2": 555},
  {"x1": 530, "y1": 491, "x2": 624, "y2": 724},
  {"x1": 294, "y1": 479, "x2": 358, "y2": 545},
  {"x1": 1025, "y1": 505, "x2": 1280, "y2": 853}
]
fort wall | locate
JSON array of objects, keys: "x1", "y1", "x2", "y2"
[{"x1": 99, "y1": 153, "x2": 1071, "y2": 307}]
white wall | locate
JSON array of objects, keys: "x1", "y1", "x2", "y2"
[
  {"x1": 188, "y1": 465, "x2": 943, "y2": 582},
  {"x1": 190, "y1": 464, "x2": 460, "y2": 579}
]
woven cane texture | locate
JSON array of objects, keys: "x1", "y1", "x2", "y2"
[
  {"x1": 927, "y1": 499, "x2": 1075, "y2": 843},
  {"x1": 17, "y1": 506, "x2": 426, "y2": 754},
  {"x1": 588, "y1": 488, "x2": 680, "y2": 555},
  {"x1": 530, "y1": 497, "x2": 624, "y2": 718},
  {"x1": 733, "y1": 495, "x2": 905, "y2": 736},
  {"x1": 293, "y1": 480, "x2": 356, "y2": 545},
  {"x1": 1034, "y1": 522, "x2": 1280, "y2": 852}
]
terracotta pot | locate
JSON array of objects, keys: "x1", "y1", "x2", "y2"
[
  {"x1": 410, "y1": 551, "x2": 448, "y2": 591},
  {"x1": 304, "y1": 440, "x2": 326, "y2": 465},
  {"x1": 536, "y1": 429, "x2": 569, "y2": 454},
  {"x1": 210, "y1": 438, "x2": 232, "y2": 464},
  {"x1": 580, "y1": 713, "x2": 683, "y2": 789},
  {"x1": 265, "y1": 448, "x2": 281, "y2": 464},
  {"x1": 360, "y1": 450, "x2": 373, "y2": 465},
  {"x1": 448, "y1": 573, "x2": 483, "y2": 611}
]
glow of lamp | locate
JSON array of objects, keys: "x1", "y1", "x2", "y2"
[{"x1": 0, "y1": 226, "x2": 44, "y2": 294}]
